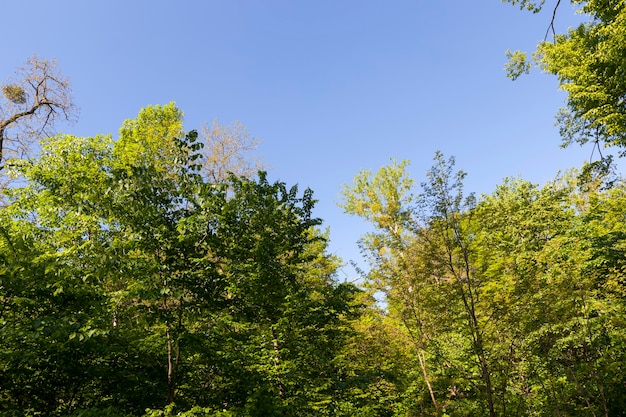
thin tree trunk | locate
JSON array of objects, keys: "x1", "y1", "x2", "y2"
[
  {"x1": 167, "y1": 325, "x2": 176, "y2": 404},
  {"x1": 477, "y1": 342, "x2": 496, "y2": 417},
  {"x1": 566, "y1": 365, "x2": 596, "y2": 417},
  {"x1": 417, "y1": 348, "x2": 440, "y2": 416},
  {"x1": 445, "y1": 220, "x2": 496, "y2": 417},
  {"x1": 166, "y1": 295, "x2": 184, "y2": 405},
  {"x1": 271, "y1": 328, "x2": 285, "y2": 398},
  {"x1": 404, "y1": 302, "x2": 440, "y2": 415}
]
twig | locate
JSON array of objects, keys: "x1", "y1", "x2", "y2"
[{"x1": 544, "y1": 0, "x2": 563, "y2": 41}]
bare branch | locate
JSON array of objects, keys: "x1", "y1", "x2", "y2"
[
  {"x1": 0, "y1": 55, "x2": 77, "y2": 174},
  {"x1": 544, "y1": 0, "x2": 563, "y2": 42},
  {"x1": 200, "y1": 119, "x2": 266, "y2": 183}
]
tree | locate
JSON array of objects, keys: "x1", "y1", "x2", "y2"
[
  {"x1": 0, "y1": 56, "x2": 76, "y2": 171},
  {"x1": 0, "y1": 103, "x2": 360, "y2": 416},
  {"x1": 0, "y1": 103, "x2": 214, "y2": 414},
  {"x1": 199, "y1": 174, "x2": 360, "y2": 416},
  {"x1": 200, "y1": 120, "x2": 265, "y2": 182},
  {"x1": 473, "y1": 171, "x2": 626, "y2": 416},
  {"x1": 0, "y1": 133, "x2": 131, "y2": 414},
  {"x1": 504, "y1": 0, "x2": 626, "y2": 156},
  {"x1": 341, "y1": 154, "x2": 503, "y2": 416},
  {"x1": 342, "y1": 152, "x2": 626, "y2": 416},
  {"x1": 339, "y1": 159, "x2": 443, "y2": 415},
  {"x1": 472, "y1": 176, "x2": 580, "y2": 415}
]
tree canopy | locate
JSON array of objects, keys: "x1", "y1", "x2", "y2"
[
  {"x1": 3, "y1": 5, "x2": 626, "y2": 411},
  {"x1": 504, "y1": 0, "x2": 626, "y2": 156},
  {"x1": 0, "y1": 103, "x2": 361, "y2": 416},
  {"x1": 341, "y1": 154, "x2": 626, "y2": 416}
]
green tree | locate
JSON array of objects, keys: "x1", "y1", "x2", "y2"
[
  {"x1": 473, "y1": 172, "x2": 626, "y2": 416},
  {"x1": 0, "y1": 103, "x2": 359, "y2": 416},
  {"x1": 504, "y1": 0, "x2": 626, "y2": 155},
  {"x1": 342, "y1": 152, "x2": 626, "y2": 416},
  {"x1": 339, "y1": 159, "x2": 444, "y2": 416},
  {"x1": 341, "y1": 154, "x2": 502, "y2": 416},
  {"x1": 0, "y1": 133, "x2": 130, "y2": 414},
  {"x1": 333, "y1": 290, "x2": 425, "y2": 417},
  {"x1": 198, "y1": 174, "x2": 357, "y2": 416}
]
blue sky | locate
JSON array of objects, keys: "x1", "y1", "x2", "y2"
[{"x1": 0, "y1": 1, "x2": 607, "y2": 280}]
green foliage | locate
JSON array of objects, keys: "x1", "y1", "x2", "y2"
[
  {"x1": 4, "y1": 97, "x2": 626, "y2": 416},
  {"x1": 341, "y1": 158, "x2": 414, "y2": 232},
  {"x1": 142, "y1": 404, "x2": 235, "y2": 417},
  {"x1": 0, "y1": 104, "x2": 361, "y2": 416},
  {"x1": 114, "y1": 102, "x2": 185, "y2": 172},
  {"x1": 501, "y1": 0, "x2": 546, "y2": 13},
  {"x1": 341, "y1": 151, "x2": 626, "y2": 416},
  {"x1": 505, "y1": 0, "x2": 626, "y2": 153},
  {"x1": 504, "y1": 49, "x2": 531, "y2": 80}
]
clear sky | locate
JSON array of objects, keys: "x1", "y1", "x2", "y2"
[{"x1": 0, "y1": 1, "x2": 611, "y2": 280}]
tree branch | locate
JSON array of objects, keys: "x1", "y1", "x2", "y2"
[{"x1": 544, "y1": 0, "x2": 563, "y2": 41}]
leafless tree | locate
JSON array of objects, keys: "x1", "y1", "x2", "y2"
[
  {"x1": 0, "y1": 56, "x2": 76, "y2": 171},
  {"x1": 200, "y1": 119, "x2": 265, "y2": 182}
]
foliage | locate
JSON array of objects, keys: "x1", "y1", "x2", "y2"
[
  {"x1": 3, "y1": 31, "x2": 626, "y2": 412},
  {"x1": 504, "y1": 49, "x2": 531, "y2": 80},
  {"x1": 0, "y1": 104, "x2": 360, "y2": 416},
  {"x1": 504, "y1": 0, "x2": 626, "y2": 155},
  {"x1": 341, "y1": 152, "x2": 626, "y2": 416},
  {"x1": 1, "y1": 85, "x2": 26, "y2": 104},
  {"x1": 502, "y1": 0, "x2": 546, "y2": 13}
]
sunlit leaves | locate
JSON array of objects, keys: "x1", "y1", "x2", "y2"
[
  {"x1": 504, "y1": 49, "x2": 531, "y2": 80},
  {"x1": 0, "y1": 103, "x2": 359, "y2": 416},
  {"x1": 505, "y1": 1, "x2": 626, "y2": 153},
  {"x1": 342, "y1": 151, "x2": 626, "y2": 415},
  {"x1": 340, "y1": 158, "x2": 414, "y2": 232},
  {"x1": 501, "y1": 0, "x2": 546, "y2": 13}
]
